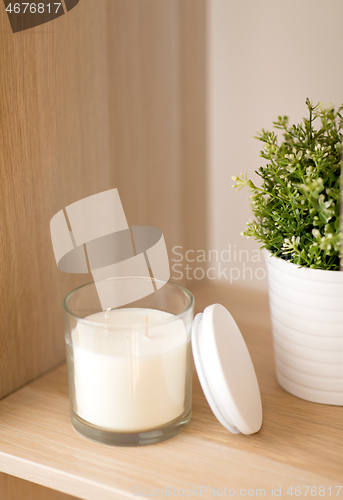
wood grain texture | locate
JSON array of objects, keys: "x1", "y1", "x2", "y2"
[
  {"x1": 0, "y1": 1, "x2": 112, "y2": 399},
  {"x1": 0, "y1": 1, "x2": 206, "y2": 400},
  {"x1": 107, "y1": 0, "x2": 208, "y2": 276},
  {"x1": 106, "y1": 0, "x2": 182, "y2": 247},
  {"x1": 0, "y1": 473, "x2": 78, "y2": 500},
  {"x1": 0, "y1": 284, "x2": 341, "y2": 500},
  {"x1": 179, "y1": 0, "x2": 208, "y2": 275}
]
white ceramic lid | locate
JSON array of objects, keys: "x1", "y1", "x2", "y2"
[{"x1": 192, "y1": 303, "x2": 263, "y2": 435}]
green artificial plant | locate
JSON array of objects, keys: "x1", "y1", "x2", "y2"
[{"x1": 232, "y1": 99, "x2": 342, "y2": 270}]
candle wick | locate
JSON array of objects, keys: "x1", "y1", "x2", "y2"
[
  {"x1": 105, "y1": 308, "x2": 111, "y2": 329},
  {"x1": 145, "y1": 315, "x2": 148, "y2": 338}
]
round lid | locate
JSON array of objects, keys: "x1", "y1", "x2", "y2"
[{"x1": 192, "y1": 303, "x2": 263, "y2": 435}]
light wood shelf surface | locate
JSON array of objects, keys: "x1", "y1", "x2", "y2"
[{"x1": 0, "y1": 284, "x2": 342, "y2": 500}]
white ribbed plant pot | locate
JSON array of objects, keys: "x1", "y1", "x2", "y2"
[{"x1": 264, "y1": 251, "x2": 343, "y2": 405}]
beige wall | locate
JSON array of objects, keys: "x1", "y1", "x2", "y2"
[{"x1": 207, "y1": 0, "x2": 343, "y2": 290}]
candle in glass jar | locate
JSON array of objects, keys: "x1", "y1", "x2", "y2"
[{"x1": 71, "y1": 308, "x2": 189, "y2": 432}]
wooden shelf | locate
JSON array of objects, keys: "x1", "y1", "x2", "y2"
[{"x1": 0, "y1": 284, "x2": 342, "y2": 500}]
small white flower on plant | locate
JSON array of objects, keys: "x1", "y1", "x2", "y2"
[{"x1": 231, "y1": 99, "x2": 341, "y2": 270}]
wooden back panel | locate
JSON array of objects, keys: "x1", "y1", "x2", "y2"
[{"x1": 0, "y1": 1, "x2": 207, "y2": 399}]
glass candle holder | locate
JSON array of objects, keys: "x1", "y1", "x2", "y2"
[{"x1": 63, "y1": 277, "x2": 194, "y2": 446}]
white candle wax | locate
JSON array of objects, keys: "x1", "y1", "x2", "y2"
[{"x1": 71, "y1": 308, "x2": 189, "y2": 432}]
